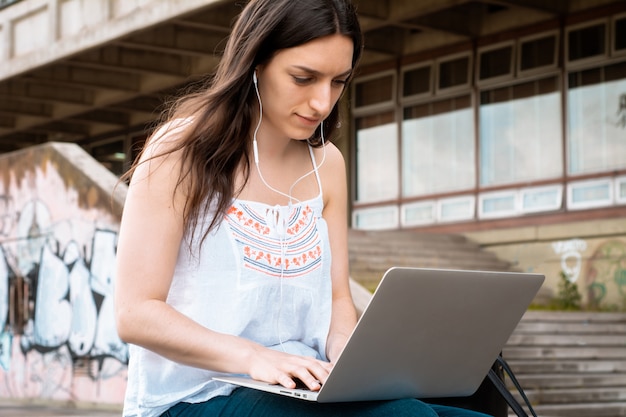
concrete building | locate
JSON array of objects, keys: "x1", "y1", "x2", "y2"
[{"x1": 1, "y1": 0, "x2": 625, "y2": 304}]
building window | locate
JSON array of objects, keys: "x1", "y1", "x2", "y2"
[
  {"x1": 520, "y1": 185, "x2": 563, "y2": 213},
  {"x1": 567, "y1": 21, "x2": 607, "y2": 63},
  {"x1": 479, "y1": 76, "x2": 563, "y2": 186},
  {"x1": 437, "y1": 196, "x2": 475, "y2": 222},
  {"x1": 402, "y1": 63, "x2": 432, "y2": 99},
  {"x1": 402, "y1": 95, "x2": 475, "y2": 197},
  {"x1": 353, "y1": 72, "x2": 396, "y2": 111},
  {"x1": 401, "y1": 200, "x2": 436, "y2": 226},
  {"x1": 567, "y1": 178, "x2": 613, "y2": 210},
  {"x1": 478, "y1": 190, "x2": 518, "y2": 219},
  {"x1": 478, "y1": 42, "x2": 514, "y2": 83},
  {"x1": 355, "y1": 112, "x2": 398, "y2": 203},
  {"x1": 353, "y1": 206, "x2": 399, "y2": 230},
  {"x1": 567, "y1": 61, "x2": 626, "y2": 175},
  {"x1": 518, "y1": 32, "x2": 559, "y2": 75},
  {"x1": 437, "y1": 53, "x2": 472, "y2": 92}
]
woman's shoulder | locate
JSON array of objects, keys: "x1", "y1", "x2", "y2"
[
  {"x1": 147, "y1": 117, "x2": 195, "y2": 148},
  {"x1": 317, "y1": 142, "x2": 346, "y2": 174}
]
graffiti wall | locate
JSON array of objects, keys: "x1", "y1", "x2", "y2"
[
  {"x1": 476, "y1": 225, "x2": 626, "y2": 310},
  {"x1": 0, "y1": 143, "x2": 127, "y2": 406}
]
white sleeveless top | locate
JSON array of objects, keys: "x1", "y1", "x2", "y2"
[{"x1": 123, "y1": 147, "x2": 332, "y2": 417}]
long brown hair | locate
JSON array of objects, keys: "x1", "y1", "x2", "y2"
[{"x1": 124, "y1": 0, "x2": 363, "y2": 246}]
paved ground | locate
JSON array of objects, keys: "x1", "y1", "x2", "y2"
[{"x1": 0, "y1": 403, "x2": 121, "y2": 417}]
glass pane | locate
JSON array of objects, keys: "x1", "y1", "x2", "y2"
[
  {"x1": 356, "y1": 112, "x2": 398, "y2": 202},
  {"x1": 353, "y1": 207, "x2": 398, "y2": 230},
  {"x1": 439, "y1": 198, "x2": 474, "y2": 221},
  {"x1": 568, "y1": 24, "x2": 605, "y2": 61},
  {"x1": 479, "y1": 46, "x2": 512, "y2": 80},
  {"x1": 520, "y1": 35, "x2": 556, "y2": 71},
  {"x1": 403, "y1": 66, "x2": 431, "y2": 97},
  {"x1": 481, "y1": 194, "x2": 516, "y2": 214},
  {"x1": 439, "y1": 56, "x2": 470, "y2": 89},
  {"x1": 570, "y1": 182, "x2": 611, "y2": 205},
  {"x1": 403, "y1": 202, "x2": 435, "y2": 225},
  {"x1": 522, "y1": 187, "x2": 562, "y2": 212},
  {"x1": 616, "y1": 17, "x2": 626, "y2": 51},
  {"x1": 355, "y1": 75, "x2": 393, "y2": 107},
  {"x1": 402, "y1": 96, "x2": 475, "y2": 197},
  {"x1": 480, "y1": 77, "x2": 563, "y2": 186},
  {"x1": 567, "y1": 64, "x2": 626, "y2": 175}
]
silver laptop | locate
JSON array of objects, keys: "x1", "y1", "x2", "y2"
[{"x1": 213, "y1": 267, "x2": 544, "y2": 402}]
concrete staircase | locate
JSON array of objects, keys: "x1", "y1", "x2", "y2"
[
  {"x1": 347, "y1": 230, "x2": 626, "y2": 417},
  {"x1": 504, "y1": 311, "x2": 626, "y2": 417},
  {"x1": 348, "y1": 229, "x2": 514, "y2": 290}
]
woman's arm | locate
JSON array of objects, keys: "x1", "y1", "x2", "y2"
[
  {"x1": 114, "y1": 125, "x2": 332, "y2": 390},
  {"x1": 319, "y1": 143, "x2": 358, "y2": 363}
]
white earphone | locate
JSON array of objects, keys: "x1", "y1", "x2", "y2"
[{"x1": 251, "y1": 69, "x2": 329, "y2": 353}]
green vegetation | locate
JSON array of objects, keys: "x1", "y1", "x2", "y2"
[{"x1": 553, "y1": 271, "x2": 582, "y2": 311}]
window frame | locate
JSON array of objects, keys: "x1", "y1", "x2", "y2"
[
  {"x1": 566, "y1": 178, "x2": 614, "y2": 210},
  {"x1": 476, "y1": 40, "x2": 516, "y2": 86},
  {"x1": 614, "y1": 176, "x2": 626, "y2": 205},
  {"x1": 435, "y1": 51, "x2": 473, "y2": 95},
  {"x1": 611, "y1": 12, "x2": 626, "y2": 58},
  {"x1": 517, "y1": 30, "x2": 560, "y2": 78},
  {"x1": 352, "y1": 205, "x2": 400, "y2": 231},
  {"x1": 401, "y1": 200, "x2": 436, "y2": 227},
  {"x1": 478, "y1": 190, "x2": 519, "y2": 219},
  {"x1": 437, "y1": 195, "x2": 476, "y2": 223},
  {"x1": 352, "y1": 70, "x2": 398, "y2": 115},
  {"x1": 565, "y1": 19, "x2": 609, "y2": 69},
  {"x1": 400, "y1": 61, "x2": 434, "y2": 103},
  {"x1": 520, "y1": 184, "x2": 563, "y2": 214}
]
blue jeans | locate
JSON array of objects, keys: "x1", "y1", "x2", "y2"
[{"x1": 162, "y1": 388, "x2": 492, "y2": 417}]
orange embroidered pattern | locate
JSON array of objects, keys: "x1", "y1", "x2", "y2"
[{"x1": 226, "y1": 202, "x2": 322, "y2": 278}]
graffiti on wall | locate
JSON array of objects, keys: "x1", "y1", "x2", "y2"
[
  {"x1": 551, "y1": 238, "x2": 587, "y2": 283},
  {"x1": 585, "y1": 240, "x2": 626, "y2": 309},
  {"x1": 0, "y1": 195, "x2": 127, "y2": 401},
  {"x1": 552, "y1": 237, "x2": 626, "y2": 309}
]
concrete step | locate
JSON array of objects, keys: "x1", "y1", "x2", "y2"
[
  {"x1": 517, "y1": 387, "x2": 626, "y2": 404},
  {"x1": 503, "y1": 311, "x2": 626, "y2": 417},
  {"x1": 350, "y1": 257, "x2": 511, "y2": 273},
  {"x1": 349, "y1": 230, "x2": 472, "y2": 245},
  {"x1": 513, "y1": 372, "x2": 626, "y2": 389},
  {"x1": 524, "y1": 402, "x2": 626, "y2": 417},
  {"x1": 348, "y1": 236, "x2": 483, "y2": 251},
  {"x1": 507, "y1": 333, "x2": 626, "y2": 346},
  {"x1": 349, "y1": 247, "x2": 506, "y2": 262},
  {"x1": 513, "y1": 321, "x2": 626, "y2": 334},
  {"x1": 515, "y1": 311, "x2": 626, "y2": 323},
  {"x1": 503, "y1": 346, "x2": 626, "y2": 360},
  {"x1": 507, "y1": 359, "x2": 626, "y2": 374},
  {"x1": 348, "y1": 229, "x2": 514, "y2": 288}
]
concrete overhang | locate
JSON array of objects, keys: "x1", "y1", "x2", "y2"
[{"x1": 0, "y1": 0, "x2": 619, "y2": 153}]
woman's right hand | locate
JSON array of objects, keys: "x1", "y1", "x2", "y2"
[{"x1": 246, "y1": 344, "x2": 333, "y2": 391}]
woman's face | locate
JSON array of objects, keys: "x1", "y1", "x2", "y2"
[{"x1": 255, "y1": 34, "x2": 354, "y2": 141}]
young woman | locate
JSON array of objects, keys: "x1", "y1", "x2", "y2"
[{"x1": 114, "y1": 1, "x2": 493, "y2": 416}]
